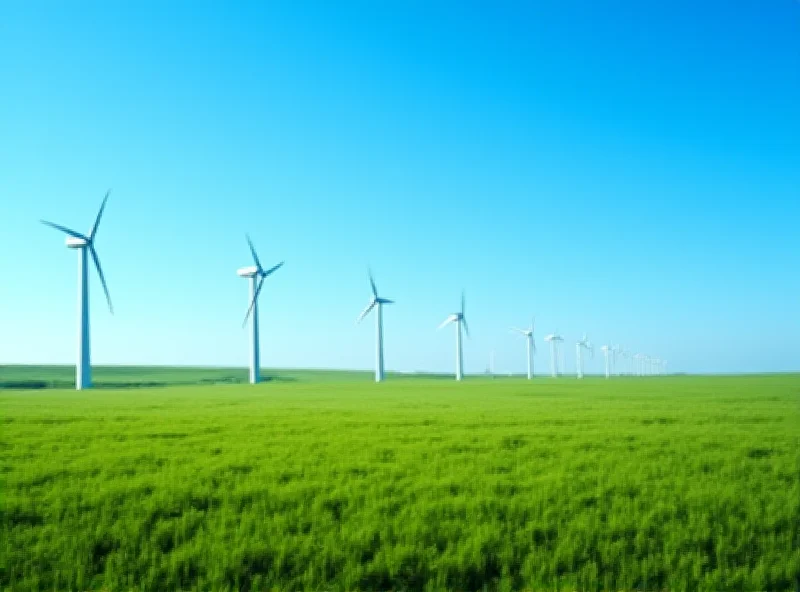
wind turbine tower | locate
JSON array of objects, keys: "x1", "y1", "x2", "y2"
[
  {"x1": 600, "y1": 345, "x2": 611, "y2": 379},
  {"x1": 543, "y1": 331, "x2": 563, "y2": 378},
  {"x1": 41, "y1": 190, "x2": 114, "y2": 390},
  {"x1": 438, "y1": 292, "x2": 469, "y2": 381},
  {"x1": 576, "y1": 334, "x2": 593, "y2": 379},
  {"x1": 511, "y1": 317, "x2": 536, "y2": 380},
  {"x1": 356, "y1": 269, "x2": 394, "y2": 382},
  {"x1": 238, "y1": 235, "x2": 284, "y2": 385}
]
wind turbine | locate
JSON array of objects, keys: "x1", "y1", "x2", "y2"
[
  {"x1": 600, "y1": 345, "x2": 611, "y2": 378},
  {"x1": 238, "y1": 235, "x2": 284, "y2": 385},
  {"x1": 576, "y1": 334, "x2": 593, "y2": 379},
  {"x1": 543, "y1": 331, "x2": 563, "y2": 378},
  {"x1": 356, "y1": 269, "x2": 394, "y2": 382},
  {"x1": 511, "y1": 317, "x2": 536, "y2": 380},
  {"x1": 41, "y1": 190, "x2": 113, "y2": 390},
  {"x1": 438, "y1": 291, "x2": 469, "y2": 381}
]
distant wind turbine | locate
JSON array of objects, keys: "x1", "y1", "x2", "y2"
[
  {"x1": 576, "y1": 334, "x2": 593, "y2": 379},
  {"x1": 543, "y1": 331, "x2": 563, "y2": 378},
  {"x1": 41, "y1": 190, "x2": 113, "y2": 390},
  {"x1": 438, "y1": 292, "x2": 469, "y2": 381},
  {"x1": 600, "y1": 345, "x2": 611, "y2": 379},
  {"x1": 238, "y1": 235, "x2": 284, "y2": 385},
  {"x1": 511, "y1": 317, "x2": 536, "y2": 380},
  {"x1": 356, "y1": 269, "x2": 394, "y2": 382}
]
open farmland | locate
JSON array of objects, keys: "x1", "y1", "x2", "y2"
[{"x1": 2, "y1": 374, "x2": 799, "y2": 591}]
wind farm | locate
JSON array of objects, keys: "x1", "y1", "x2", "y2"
[
  {"x1": 9, "y1": 189, "x2": 790, "y2": 592},
  {"x1": 4, "y1": 0, "x2": 800, "y2": 590}
]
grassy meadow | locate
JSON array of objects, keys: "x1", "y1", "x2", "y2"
[{"x1": 1, "y1": 371, "x2": 799, "y2": 591}]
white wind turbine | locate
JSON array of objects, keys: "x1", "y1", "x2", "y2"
[
  {"x1": 511, "y1": 317, "x2": 536, "y2": 380},
  {"x1": 543, "y1": 331, "x2": 563, "y2": 378},
  {"x1": 356, "y1": 269, "x2": 394, "y2": 382},
  {"x1": 576, "y1": 334, "x2": 593, "y2": 379},
  {"x1": 238, "y1": 235, "x2": 284, "y2": 385},
  {"x1": 438, "y1": 292, "x2": 469, "y2": 381},
  {"x1": 41, "y1": 190, "x2": 114, "y2": 390},
  {"x1": 600, "y1": 345, "x2": 611, "y2": 378}
]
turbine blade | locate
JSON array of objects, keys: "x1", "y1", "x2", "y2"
[
  {"x1": 356, "y1": 301, "x2": 376, "y2": 324},
  {"x1": 462, "y1": 316, "x2": 470, "y2": 338},
  {"x1": 242, "y1": 276, "x2": 265, "y2": 327},
  {"x1": 437, "y1": 316, "x2": 455, "y2": 330},
  {"x1": 246, "y1": 234, "x2": 263, "y2": 271},
  {"x1": 510, "y1": 327, "x2": 525, "y2": 335},
  {"x1": 461, "y1": 291, "x2": 465, "y2": 317},
  {"x1": 378, "y1": 298, "x2": 394, "y2": 304},
  {"x1": 261, "y1": 261, "x2": 284, "y2": 278},
  {"x1": 368, "y1": 268, "x2": 378, "y2": 298},
  {"x1": 40, "y1": 220, "x2": 86, "y2": 240},
  {"x1": 88, "y1": 189, "x2": 111, "y2": 240},
  {"x1": 89, "y1": 246, "x2": 113, "y2": 314}
]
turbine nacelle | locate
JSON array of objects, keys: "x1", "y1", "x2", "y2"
[
  {"x1": 66, "y1": 236, "x2": 89, "y2": 249},
  {"x1": 237, "y1": 266, "x2": 259, "y2": 278}
]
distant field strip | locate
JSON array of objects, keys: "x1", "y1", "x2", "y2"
[{"x1": 2, "y1": 375, "x2": 799, "y2": 590}]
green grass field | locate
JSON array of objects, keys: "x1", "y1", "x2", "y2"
[{"x1": 2, "y1": 371, "x2": 799, "y2": 591}]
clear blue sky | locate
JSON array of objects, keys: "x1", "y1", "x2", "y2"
[{"x1": 2, "y1": 0, "x2": 798, "y2": 374}]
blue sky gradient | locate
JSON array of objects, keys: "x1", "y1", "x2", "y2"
[{"x1": 2, "y1": 0, "x2": 799, "y2": 374}]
